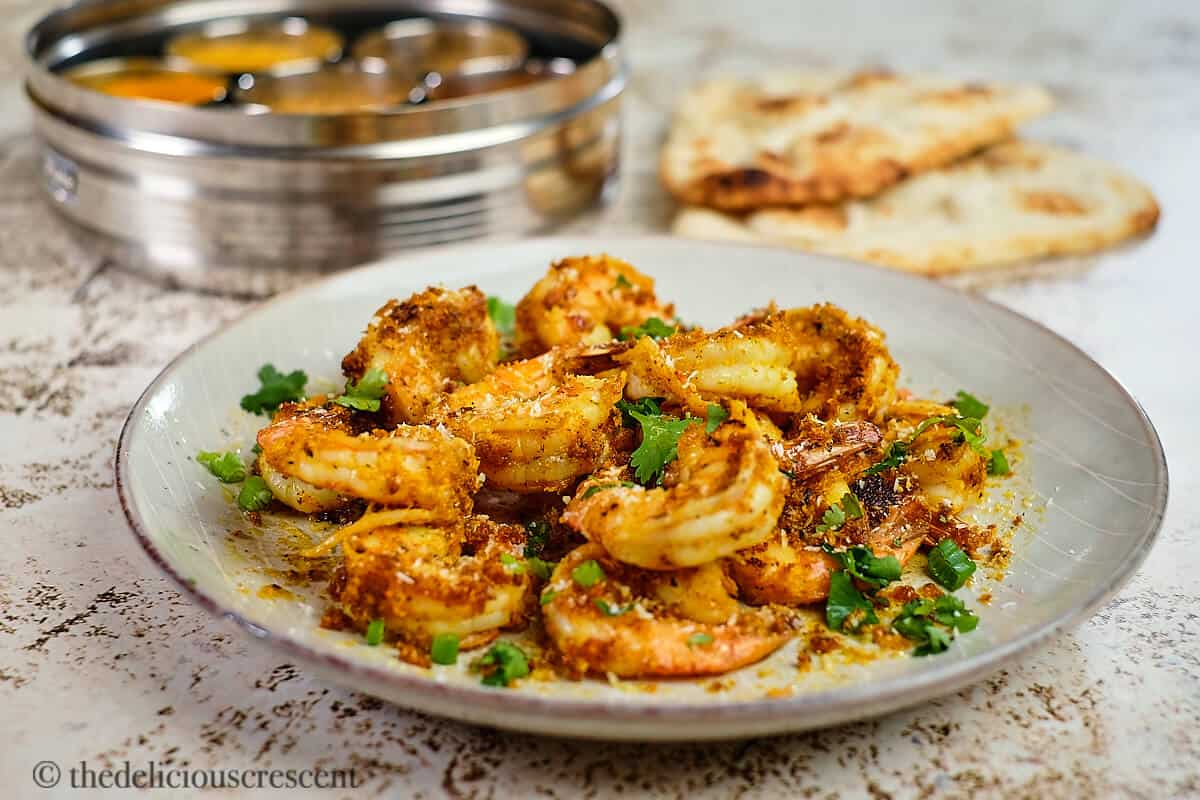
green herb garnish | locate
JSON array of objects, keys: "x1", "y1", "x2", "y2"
[
  {"x1": 615, "y1": 397, "x2": 663, "y2": 427},
  {"x1": 863, "y1": 414, "x2": 990, "y2": 476},
  {"x1": 892, "y1": 595, "x2": 978, "y2": 656},
  {"x1": 539, "y1": 589, "x2": 558, "y2": 606},
  {"x1": 526, "y1": 557, "x2": 554, "y2": 580},
  {"x1": 524, "y1": 520, "x2": 551, "y2": 557},
  {"x1": 240, "y1": 364, "x2": 307, "y2": 415},
  {"x1": 614, "y1": 274, "x2": 633, "y2": 289},
  {"x1": 825, "y1": 571, "x2": 878, "y2": 633},
  {"x1": 927, "y1": 539, "x2": 977, "y2": 590},
  {"x1": 951, "y1": 390, "x2": 990, "y2": 420},
  {"x1": 237, "y1": 476, "x2": 273, "y2": 512},
  {"x1": 594, "y1": 599, "x2": 630, "y2": 617},
  {"x1": 333, "y1": 368, "x2": 388, "y2": 412},
  {"x1": 486, "y1": 296, "x2": 516, "y2": 337},
  {"x1": 571, "y1": 559, "x2": 606, "y2": 588},
  {"x1": 500, "y1": 553, "x2": 525, "y2": 574},
  {"x1": 364, "y1": 619, "x2": 385, "y2": 646},
  {"x1": 581, "y1": 481, "x2": 636, "y2": 499},
  {"x1": 988, "y1": 448, "x2": 1010, "y2": 476},
  {"x1": 617, "y1": 317, "x2": 677, "y2": 341},
  {"x1": 196, "y1": 451, "x2": 246, "y2": 483},
  {"x1": 687, "y1": 632, "x2": 714, "y2": 647},
  {"x1": 478, "y1": 641, "x2": 530, "y2": 687},
  {"x1": 705, "y1": 403, "x2": 728, "y2": 434},
  {"x1": 430, "y1": 633, "x2": 459, "y2": 665},
  {"x1": 815, "y1": 492, "x2": 865, "y2": 533},
  {"x1": 821, "y1": 544, "x2": 901, "y2": 590},
  {"x1": 626, "y1": 407, "x2": 698, "y2": 485}
]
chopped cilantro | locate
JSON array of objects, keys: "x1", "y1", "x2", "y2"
[
  {"x1": 815, "y1": 492, "x2": 864, "y2": 533},
  {"x1": 364, "y1": 619, "x2": 385, "y2": 646},
  {"x1": 863, "y1": 414, "x2": 991, "y2": 476},
  {"x1": 237, "y1": 476, "x2": 273, "y2": 512},
  {"x1": 486, "y1": 296, "x2": 516, "y2": 337},
  {"x1": 821, "y1": 544, "x2": 901, "y2": 590},
  {"x1": 687, "y1": 632, "x2": 714, "y2": 647},
  {"x1": 539, "y1": 589, "x2": 558, "y2": 606},
  {"x1": 825, "y1": 571, "x2": 878, "y2": 632},
  {"x1": 524, "y1": 520, "x2": 551, "y2": 557},
  {"x1": 615, "y1": 396, "x2": 663, "y2": 427},
  {"x1": 705, "y1": 403, "x2": 729, "y2": 434},
  {"x1": 526, "y1": 557, "x2": 554, "y2": 580},
  {"x1": 581, "y1": 481, "x2": 636, "y2": 499},
  {"x1": 333, "y1": 368, "x2": 388, "y2": 412},
  {"x1": 196, "y1": 451, "x2": 246, "y2": 483},
  {"x1": 951, "y1": 390, "x2": 990, "y2": 420},
  {"x1": 988, "y1": 448, "x2": 1010, "y2": 476},
  {"x1": 892, "y1": 595, "x2": 978, "y2": 656},
  {"x1": 626, "y1": 407, "x2": 698, "y2": 485},
  {"x1": 617, "y1": 317, "x2": 676, "y2": 341},
  {"x1": 430, "y1": 633, "x2": 459, "y2": 665},
  {"x1": 863, "y1": 440, "x2": 910, "y2": 477},
  {"x1": 927, "y1": 539, "x2": 977, "y2": 590},
  {"x1": 240, "y1": 364, "x2": 307, "y2": 415},
  {"x1": 594, "y1": 599, "x2": 630, "y2": 616},
  {"x1": 571, "y1": 559, "x2": 606, "y2": 588},
  {"x1": 614, "y1": 274, "x2": 633, "y2": 289},
  {"x1": 478, "y1": 641, "x2": 530, "y2": 687},
  {"x1": 500, "y1": 553, "x2": 525, "y2": 574}
]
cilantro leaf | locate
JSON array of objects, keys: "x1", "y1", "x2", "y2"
[
  {"x1": 526, "y1": 557, "x2": 554, "y2": 580},
  {"x1": 571, "y1": 559, "x2": 606, "y2": 588},
  {"x1": 627, "y1": 408, "x2": 697, "y2": 485},
  {"x1": 240, "y1": 364, "x2": 307, "y2": 415},
  {"x1": 862, "y1": 414, "x2": 992, "y2": 476},
  {"x1": 524, "y1": 520, "x2": 551, "y2": 557},
  {"x1": 486, "y1": 296, "x2": 516, "y2": 337},
  {"x1": 616, "y1": 397, "x2": 663, "y2": 427},
  {"x1": 333, "y1": 368, "x2": 388, "y2": 412},
  {"x1": 237, "y1": 476, "x2": 274, "y2": 512},
  {"x1": 478, "y1": 641, "x2": 530, "y2": 687},
  {"x1": 826, "y1": 571, "x2": 878, "y2": 632},
  {"x1": 988, "y1": 448, "x2": 1010, "y2": 476},
  {"x1": 815, "y1": 492, "x2": 865, "y2": 533},
  {"x1": 892, "y1": 595, "x2": 979, "y2": 656},
  {"x1": 617, "y1": 317, "x2": 676, "y2": 341},
  {"x1": 613, "y1": 274, "x2": 633, "y2": 289},
  {"x1": 705, "y1": 403, "x2": 728, "y2": 435},
  {"x1": 539, "y1": 589, "x2": 558, "y2": 606},
  {"x1": 952, "y1": 390, "x2": 990, "y2": 420},
  {"x1": 822, "y1": 544, "x2": 901, "y2": 589},
  {"x1": 594, "y1": 599, "x2": 631, "y2": 616},
  {"x1": 196, "y1": 451, "x2": 246, "y2": 483}
]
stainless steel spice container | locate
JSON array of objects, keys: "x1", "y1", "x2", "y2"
[{"x1": 25, "y1": 0, "x2": 625, "y2": 295}]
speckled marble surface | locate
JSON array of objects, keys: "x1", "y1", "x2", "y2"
[{"x1": 1, "y1": 0, "x2": 1197, "y2": 797}]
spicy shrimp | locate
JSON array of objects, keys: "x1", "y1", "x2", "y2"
[
  {"x1": 562, "y1": 408, "x2": 786, "y2": 569},
  {"x1": 885, "y1": 400, "x2": 988, "y2": 511},
  {"x1": 256, "y1": 407, "x2": 480, "y2": 516},
  {"x1": 341, "y1": 286, "x2": 500, "y2": 425},
  {"x1": 542, "y1": 544, "x2": 790, "y2": 678},
  {"x1": 255, "y1": 399, "x2": 362, "y2": 513},
  {"x1": 514, "y1": 255, "x2": 676, "y2": 357},
  {"x1": 441, "y1": 353, "x2": 627, "y2": 493},
  {"x1": 330, "y1": 516, "x2": 532, "y2": 646}
]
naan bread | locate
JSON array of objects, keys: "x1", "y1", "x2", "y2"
[
  {"x1": 661, "y1": 70, "x2": 1053, "y2": 210},
  {"x1": 671, "y1": 141, "x2": 1159, "y2": 275}
]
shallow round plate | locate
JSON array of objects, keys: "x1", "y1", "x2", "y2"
[{"x1": 116, "y1": 237, "x2": 1167, "y2": 740}]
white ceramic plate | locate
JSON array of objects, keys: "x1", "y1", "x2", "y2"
[{"x1": 116, "y1": 237, "x2": 1166, "y2": 740}]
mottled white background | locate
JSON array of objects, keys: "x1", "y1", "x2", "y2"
[{"x1": 1, "y1": 0, "x2": 1197, "y2": 797}]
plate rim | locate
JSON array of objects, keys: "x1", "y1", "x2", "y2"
[{"x1": 114, "y1": 235, "x2": 1169, "y2": 736}]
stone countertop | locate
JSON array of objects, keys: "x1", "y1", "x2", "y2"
[{"x1": 1, "y1": 0, "x2": 1197, "y2": 796}]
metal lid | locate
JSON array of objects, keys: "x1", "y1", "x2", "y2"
[
  {"x1": 423, "y1": 58, "x2": 575, "y2": 102},
  {"x1": 26, "y1": 0, "x2": 624, "y2": 157},
  {"x1": 64, "y1": 56, "x2": 229, "y2": 105},
  {"x1": 236, "y1": 65, "x2": 418, "y2": 114},
  {"x1": 166, "y1": 17, "x2": 343, "y2": 75},
  {"x1": 354, "y1": 18, "x2": 528, "y2": 77}
]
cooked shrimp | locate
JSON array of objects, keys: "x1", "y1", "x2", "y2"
[
  {"x1": 514, "y1": 255, "x2": 676, "y2": 357},
  {"x1": 330, "y1": 517, "x2": 531, "y2": 645},
  {"x1": 256, "y1": 411, "x2": 480, "y2": 515},
  {"x1": 442, "y1": 355, "x2": 627, "y2": 493},
  {"x1": 542, "y1": 544, "x2": 790, "y2": 678},
  {"x1": 742, "y1": 304, "x2": 899, "y2": 423},
  {"x1": 256, "y1": 399, "x2": 358, "y2": 513},
  {"x1": 341, "y1": 286, "x2": 499, "y2": 425},
  {"x1": 562, "y1": 408, "x2": 786, "y2": 569},
  {"x1": 658, "y1": 327, "x2": 803, "y2": 414},
  {"x1": 886, "y1": 401, "x2": 987, "y2": 511}
]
